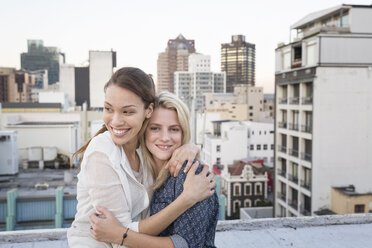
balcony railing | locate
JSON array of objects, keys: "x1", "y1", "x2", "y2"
[
  {"x1": 288, "y1": 198, "x2": 298, "y2": 210},
  {"x1": 288, "y1": 123, "x2": 299, "y2": 131},
  {"x1": 301, "y1": 152, "x2": 312, "y2": 162},
  {"x1": 278, "y1": 145, "x2": 287, "y2": 153},
  {"x1": 279, "y1": 122, "x2": 287, "y2": 128},
  {"x1": 301, "y1": 124, "x2": 312, "y2": 133},
  {"x1": 289, "y1": 97, "x2": 299, "y2": 105},
  {"x1": 277, "y1": 169, "x2": 286, "y2": 178},
  {"x1": 277, "y1": 192, "x2": 286, "y2": 202},
  {"x1": 287, "y1": 174, "x2": 299, "y2": 184},
  {"x1": 301, "y1": 96, "x2": 313, "y2": 105},
  {"x1": 279, "y1": 98, "x2": 288, "y2": 104},
  {"x1": 289, "y1": 148, "x2": 299, "y2": 157},
  {"x1": 300, "y1": 179, "x2": 311, "y2": 190},
  {"x1": 300, "y1": 204, "x2": 311, "y2": 216}
]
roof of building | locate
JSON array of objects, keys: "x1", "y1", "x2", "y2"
[
  {"x1": 0, "y1": 168, "x2": 77, "y2": 199},
  {"x1": 228, "y1": 160, "x2": 266, "y2": 176},
  {"x1": 292, "y1": 4, "x2": 372, "y2": 29},
  {"x1": 1, "y1": 214, "x2": 372, "y2": 248},
  {"x1": 332, "y1": 185, "x2": 372, "y2": 196},
  {"x1": 1, "y1": 102, "x2": 62, "y2": 109}
]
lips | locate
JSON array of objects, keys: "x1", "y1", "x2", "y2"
[
  {"x1": 155, "y1": 144, "x2": 172, "y2": 151},
  {"x1": 111, "y1": 127, "x2": 130, "y2": 137}
]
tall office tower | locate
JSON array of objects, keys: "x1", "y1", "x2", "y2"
[
  {"x1": 221, "y1": 35, "x2": 255, "y2": 92},
  {"x1": 21, "y1": 40, "x2": 65, "y2": 85},
  {"x1": 157, "y1": 34, "x2": 195, "y2": 93},
  {"x1": 174, "y1": 54, "x2": 226, "y2": 111},
  {"x1": 89, "y1": 50, "x2": 116, "y2": 109},
  {"x1": 274, "y1": 4, "x2": 372, "y2": 218}
]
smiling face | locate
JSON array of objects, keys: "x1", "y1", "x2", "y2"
[
  {"x1": 103, "y1": 84, "x2": 152, "y2": 148},
  {"x1": 145, "y1": 107, "x2": 182, "y2": 168}
]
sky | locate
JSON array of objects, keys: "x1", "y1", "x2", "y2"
[{"x1": 1, "y1": 0, "x2": 371, "y2": 93}]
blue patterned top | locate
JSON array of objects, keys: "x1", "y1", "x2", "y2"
[{"x1": 150, "y1": 161, "x2": 219, "y2": 248}]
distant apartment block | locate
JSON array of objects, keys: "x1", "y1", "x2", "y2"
[
  {"x1": 157, "y1": 34, "x2": 195, "y2": 93},
  {"x1": 204, "y1": 85, "x2": 265, "y2": 122},
  {"x1": 221, "y1": 35, "x2": 255, "y2": 92},
  {"x1": 0, "y1": 67, "x2": 35, "y2": 103},
  {"x1": 58, "y1": 50, "x2": 115, "y2": 109},
  {"x1": 202, "y1": 120, "x2": 274, "y2": 168},
  {"x1": 21, "y1": 40, "x2": 65, "y2": 85},
  {"x1": 274, "y1": 4, "x2": 372, "y2": 218},
  {"x1": 174, "y1": 54, "x2": 226, "y2": 111}
]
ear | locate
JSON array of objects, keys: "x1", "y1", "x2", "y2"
[{"x1": 146, "y1": 103, "x2": 154, "y2": 119}]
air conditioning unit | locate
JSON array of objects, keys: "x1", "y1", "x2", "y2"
[{"x1": 0, "y1": 131, "x2": 18, "y2": 175}]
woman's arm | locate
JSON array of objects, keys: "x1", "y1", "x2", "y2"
[{"x1": 90, "y1": 163, "x2": 216, "y2": 245}]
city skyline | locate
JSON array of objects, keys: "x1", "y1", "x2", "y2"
[{"x1": 1, "y1": 0, "x2": 371, "y2": 93}]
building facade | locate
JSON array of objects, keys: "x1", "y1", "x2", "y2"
[
  {"x1": 221, "y1": 162, "x2": 268, "y2": 219},
  {"x1": 274, "y1": 4, "x2": 372, "y2": 218},
  {"x1": 157, "y1": 34, "x2": 195, "y2": 93},
  {"x1": 202, "y1": 120, "x2": 274, "y2": 168},
  {"x1": 221, "y1": 35, "x2": 255, "y2": 92},
  {"x1": 89, "y1": 50, "x2": 116, "y2": 109},
  {"x1": 204, "y1": 85, "x2": 265, "y2": 122},
  {"x1": 0, "y1": 68, "x2": 35, "y2": 103},
  {"x1": 21, "y1": 40, "x2": 65, "y2": 85}
]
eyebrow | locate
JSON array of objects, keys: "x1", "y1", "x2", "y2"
[
  {"x1": 104, "y1": 101, "x2": 137, "y2": 108},
  {"x1": 149, "y1": 123, "x2": 181, "y2": 127}
]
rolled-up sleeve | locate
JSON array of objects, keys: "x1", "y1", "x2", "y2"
[{"x1": 82, "y1": 152, "x2": 139, "y2": 232}]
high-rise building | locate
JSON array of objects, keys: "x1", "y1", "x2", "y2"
[
  {"x1": 174, "y1": 54, "x2": 226, "y2": 111},
  {"x1": 274, "y1": 4, "x2": 372, "y2": 218},
  {"x1": 221, "y1": 35, "x2": 255, "y2": 92},
  {"x1": 21, "y1": 40, "x2": 65, "y2": 85},
  {"x1": 157, "y1": 34, "x2": 195, "y2": 93}
]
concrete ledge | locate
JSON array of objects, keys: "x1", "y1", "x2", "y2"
[
  {"x1": 216, "y1": 213, "x2": 372, "y2": 231},
  {"x1": 1, "y1": 214, "x2": 372, "y2": 244}
]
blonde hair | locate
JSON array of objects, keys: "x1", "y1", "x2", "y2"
[{"x1": 139, "y1": 91, "x2": 192, "y2": 190}]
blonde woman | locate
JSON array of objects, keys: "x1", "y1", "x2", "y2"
[{"x1": 90, "y1": 92, "x2": 219, "y2": 247}]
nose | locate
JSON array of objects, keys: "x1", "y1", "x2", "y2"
[
  {"x1": 111, "y1": 112, "x2": 125, "y2": 126},
  {"x1": 160, "y1": 129, "x2": 170, "y2": 142}
]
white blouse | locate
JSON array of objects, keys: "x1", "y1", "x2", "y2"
[{"x1": 67, "y1": 131, "x2": 154, "y2": 248}]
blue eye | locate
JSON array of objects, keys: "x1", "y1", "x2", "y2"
[{"x1": 150, "y1": 127, "x2": 159, "y2": 131}]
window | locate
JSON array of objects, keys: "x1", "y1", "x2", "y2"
[
  {"x1": 249, "y1": 106, "x2": 253, "y2": 110},
  {"x1": 234, "y1": 183, "x2": 241, "y2": 196},
  {"x1": 257, "y1": 145, "x2": 261, "y2": 150},
  {"x1": 216, "y1": 145, "x2": 221, "y2": 152},
  {"x1": 244, "y1": 183, "x2": 252, "y2": 195},
  {"x1": 355, "y1": 204, "x2": 365, "y2": 213},
  {"x1": 259, "y1": 131, "x2": 261, "y2": 135},
  {"x1": 263, "y1": 144, "x2": 268, "y2": 150},
  {"x1": 244, "y1": 199, "x2": 251, "y2": 207},
  {"x1": 233, "y1": 200, "x2": 241, "y2": 213},
  {"x1": 271, "y1": 144, "x2": 274, "y2": 150},
  {"x1": 255, "y1": 183, "x2": 262, "y2": 195},
  {"x1": 250, "y1": 144, "x2": 254, "y2": 150},
  {"x1": 216, "y1": 157, "x2": 221, "y2": 165},
  {"x1": 252, "y1": 131, "x2": 254, "y2": 135},
  {"x1": 249, "y1": 113, "x2": 253, "y2": 117}
]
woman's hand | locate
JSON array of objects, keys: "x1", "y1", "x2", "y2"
[
  {"x1": 165, "y1": 143, "x2": 199, "y2": 177},
  {"x1": 89, "y1": 206, "x2": 126, "y2": 245},
  {"x1": 180, "y1": 162, "x2": 216, "y2": 205}
]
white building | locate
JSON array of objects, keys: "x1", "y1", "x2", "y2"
[
  {"x1": 59, "y1": 64, "x2": 75, "y2": 107},
  {"x1": 202, "y1": 121, "x2": 274, "y2": 168},
  {"x1": 89, "y1": 51, "x2": 116, "y2": 109},
  {"x1": 174, "y1": 53, "x2": 226, "y2": 111},
  {"x1": 38, "y1": 91, "x2": 69, "y2": 111},
  {"x1": 274, "y1": 4, "x2": 372, "y2": 218}
]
